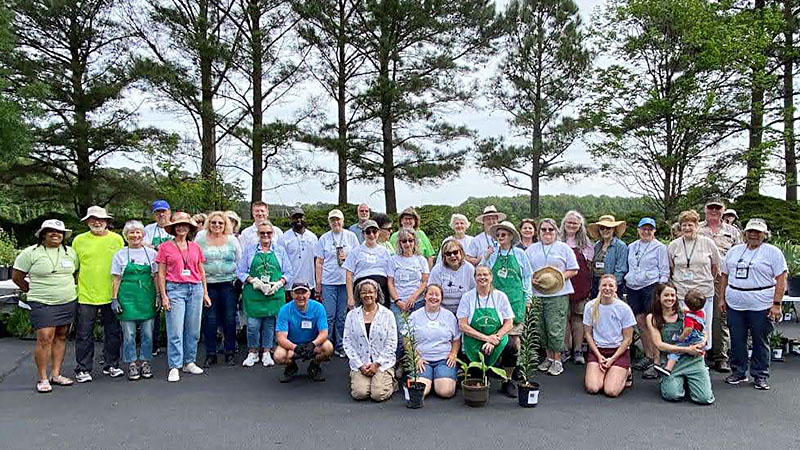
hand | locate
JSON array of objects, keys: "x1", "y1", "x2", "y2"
[
  {"x1": 251, "y1": 278, "x2": 266, "y2": 293},
  {"x1": 315, "y1": 286, "x2": 323, "y2": 301},
  {"x1": 769, "y1": 304, "x2": 783, "y2": 322},
  {"x1": 295, "y1": 342, "x2": 316, "y2": 361},
  {"x1": 406, "y1": 295, "x2": 418, "y2": 309},
  {"x1": 161, "y1": 296, "x2": 171, "y2": 311},
  {"x1": 446, "y1": 353, "x2": 457, "y2": 368},
  {"x1": 486, "y1": 334, "x2": 501, "y2": 346},
  {"x1": 265, "y1": 282, "x2": 279, "y2": 296},
  {"x1": 396, "y1": 300, "x2": 407, "y2": 311},
  {"x1": 416, "y1": 357, "x2": 427, "y2": 374},
  {"x1": 367, "y1": 363, "x2": 380, "y2": 376},
  {"x1": 111, "y1": 298, "x2": 123, "y2": 315},
  {"x1": 685, "y1": 344, "x2": 704, "y2": 357},
  {"x1": 481, "y1": 342, "x2": 495, "y2": 355},
  {"x1": 359, "y1": 364, "x2": 371, "y2": 375},
  {"x1": 600, "y1": 356, "x2": 615, "y2": 371},
  {"x1": 203, "y1": 295, "x2": 212, "y2": 307},
  {"x1": 484, "y1": 246, "x2": 494, "y2": 260},
  {"x1": 347, "y1": 297, "x2": 355, "y2": 310},
  {"x1": 719, "y1": 299, "x2": 727, "y2": 314}
]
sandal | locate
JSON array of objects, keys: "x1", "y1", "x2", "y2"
[
  {"x1": 625, "y1": 369, "x2": 633, "y2": 388},
  {"x1": 50, "y1": 375, "x2": 74, "y2": 386},
  {"x1": 37, "y1": 379, "x2": 52, "y2": 393}
]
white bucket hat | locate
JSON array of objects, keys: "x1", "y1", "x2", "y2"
[
  {"x1": 744, "y1": 218, "x2": 768, "y2": 233},
  {"x1": 80, "y1": 205, "x2": 113, "y2": 222},
  {"x1": 35, "y1": 219, "x2": 72, "y2": 239}
]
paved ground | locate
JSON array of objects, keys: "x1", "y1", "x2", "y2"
[{"x1": 1, "y1": 335, "x2": 799, "y2": 450}]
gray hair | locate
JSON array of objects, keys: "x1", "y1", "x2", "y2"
[
  {"x1": 354, "y1": 279, "x2": 384, "y2": 307},
  {"x1": 255, "y1": 220, "x2": 274, "y2": 230},
  {"x1": 122, "y1": 220, "x2": 145, "y2": 240},
  {"x1": 449, "y1": 213, "x2": 470, "y2": 230},
  {"x1": 559, "y1": 210, "x2": 591, "y2": 250},
  {"x1": 537, "y1": 218, "x2": 561, "y2": 239},
  {"x1": 395, "y1": 228, "x2": 420, "y2": 255}
]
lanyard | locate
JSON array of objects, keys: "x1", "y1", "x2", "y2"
[
  {"x1": 634, "y1": 241, "x2": 652, "y2": 269},
  {"x1": 127, "y1": 247, "x2": 152, "y2": 265},
  {"x1": 736, "y1": 245, "x2": 761, "y2": 267},
  {"x1": 44, "y1": 247, "x2": 61, "y2": 273},
  {"x1": 257, "y1": 244, "x2": 275, "y2": 274},
  {"x1": 681, "y1": 237, "x2": 698, "y2": 269},
  {"x1": 541, "y1": 243, "x2": 554, "y2": 264},
  {"x1": 477, "y1": 290, "x2": 494, "y2": 309},
  {"x1": 291, "y1": 230, "x2": 306, "y2": 259},
  {"x1": 174, "y1": 241, "x2": 190, "y2": 271}
]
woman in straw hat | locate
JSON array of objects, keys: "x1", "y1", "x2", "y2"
[
  {"x1": 524, "y1": 218, "x2": 579, "y2": 376},
  {"x1": 12, "y1": 219, "x2": 79, "y2": 393},
  {"x1": 560, "y1": 210, "x2": 593, "y2": 365},
  {"x1": 466, "y1": 205, "x2": 506, "y2": 266},
  {"x1": 156, "y1": 212, "x2": 212, "y2": 382},
  {"x1": 587, "y1": 215, "x2": 628, "y2": 299},
  {"x1": 390, "y1": 207, "x2": 436, "y2": 267}
]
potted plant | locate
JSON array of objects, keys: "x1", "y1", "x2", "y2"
[
  {"x1": 516, "y1": 297, "x2": 543, "y2": 407},
  {"x1": 401, "y1": 311, "x2": 425, "y2": 409},
  {"x1": 769, "y1": 330, "x2": 786, "y2": 361},
  {"x1": 458, "y1": 353, "x2": 508, "y2": 407},
  {"x1": 0, "y1": 228, "x2": 18, "y2": 282},
  {"x1": 774, "y1": 240, "x2": 800, "y2": 296}
]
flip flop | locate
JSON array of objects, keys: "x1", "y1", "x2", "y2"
[
  {"x1": 50, "y1": 375, "x2": 74, "y2": 386},
  {"x1": 37, "y1": 380, "x2": 52, "y2": 393}
]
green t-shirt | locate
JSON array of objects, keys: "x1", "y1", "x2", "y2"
[
  {"x1": 72, "y1": 231, "x2": 125, "y2": 305},
  {"x1": 13, "y1": 245, "x2": 79, "y2": 305},
  {"x1": 390, "y1": 228, "x2": 435, "y2": 258}
]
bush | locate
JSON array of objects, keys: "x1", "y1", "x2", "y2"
[
  {"x1": 0, "y1": 226, "x2": 18, "y2": 266},
  {"x1": 730, "y1": 194, "x2": 800, "y2": 242}
]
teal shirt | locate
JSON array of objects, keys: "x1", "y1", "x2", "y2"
[{"x1": 197, "y1": 234, "x2": 241, "y2": 283}]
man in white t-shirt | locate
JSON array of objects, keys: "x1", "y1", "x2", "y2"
[
  {"x1": 240, "y1": 201, "x2": 284, "y2": 252},
  {"x1": 278, "y1": 207, "x2": 317, "y2": 299},
  {"x1": 465, "y1": 205, "x2": 505, "y2": 266}
]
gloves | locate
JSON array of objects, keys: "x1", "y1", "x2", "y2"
[
  {"x1": 111, "y1": 298, "x2": 123, "y2": 315},
  {"x1": 251, "y1": 278, "x2": 267, "y2": 293},
  {"x1": 265, "y1": 279, "x2": 285, "y2": 296},
  {"x1": 294, "y1": 342, "x2": 316, "y2": 361}
]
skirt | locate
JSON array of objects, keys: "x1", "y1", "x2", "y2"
[
  {"x1": 28, "y1": 300, "x2": 77, "y2": 330},
  {"x1": 587, "y1": 347, "x2": 631, "y2": 369}
]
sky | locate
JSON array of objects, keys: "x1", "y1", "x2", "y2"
[{"x1": 125, "y1": 0, "x2": 787, "y2": 211}]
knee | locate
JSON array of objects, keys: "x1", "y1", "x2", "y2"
[
  {"x1": 351, "y1": 384, "x2": 370, "y2": 400},
  {"x1": 435, "y1": 382, "x2": 456, "y2": 398},
  {"x1": 370, "y1": 385, "x2": 392, "y2": 402},
  {"x1": 585, "y1": 384, "x2": 601, "y2": 395},
  {"x1": 274, "y1": 348, "x2": 291, "y2": 364},
  {"x1": 38, "y1": 333, "x2": 55, "y2": 347},
  {"x1": 690, "y1": 392, "x2": 715, "y2": 405},
  {"x1": 604, "y1": 387, "x2": 622, "y2": 398}
]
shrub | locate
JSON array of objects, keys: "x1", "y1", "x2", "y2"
[{"x1": 0, "y1": 227, "x2": 18, "y2": 266}]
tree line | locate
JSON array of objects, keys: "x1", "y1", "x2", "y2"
[{"x1": 0, "y1": 0, "x2": 797, "y2": 221}]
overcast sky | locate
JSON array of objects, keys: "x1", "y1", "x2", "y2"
[{"x1": 124, "y1": 0, "x2": 786, "y2": 211}]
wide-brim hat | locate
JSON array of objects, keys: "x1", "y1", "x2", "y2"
[
  {"x1": 476, "y1": 205, "x2": 507, "y2": 223},
  {"x1": 723, "y1": 209, "x2": 738, "y2": 219},
  {"x1": 80, "y1": 205, "x2": 113, "y2": 222},
  {"x1": 587, "y1": 215, "x2": 627, "y2": 239},
  {"x1": 398, "y1": 207, "x2": 420, "y2": 228},
  {"x1": 489, "y1": 221, "x2": 520, "y2": 247},
  {"x1": 744, "y1": 218, "x2": 768, "y2": 233},
  {"x1": 164, "y1": 212, "x2": 198, "y2": 235},
  {"x1": 35, "y1": 219, "x2": 72, "y2": 239},
  {"x1": 533, "y1": 266, "x2": 565, "y2": 295}
]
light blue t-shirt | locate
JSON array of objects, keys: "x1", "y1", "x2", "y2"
[
  {"x1": 276, "y1": 299, "x2": 328, "y2": 345},
  {"x1": 196, "y1": 234, "x2": 241, "y2": 283}
]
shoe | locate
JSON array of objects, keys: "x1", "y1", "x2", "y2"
[
  {"x1": 500, "y1": 381, "x2": 517, "y2": 398},
  {"x1": 753, "y1": 378, "x2": 770, "y2": 390},
  {"x1": 280, "y1": 362, "x2": 299, "y2": 383},
  {"x1": 152, "y1": 348, "x2": 159, "y2": 358},
  {"x1": 625, "y1": 370, "x2": 633, "y2": 388},
  {"x1": 242, "y1": 352, "x2": 259, "y2": 367},
  {"x1": 128, "y1": 363, "x2": 140, "y2": 381},
  {"x1": 561, "y1": 351, "x2": 572, "y2": 363},
  {"x1": 141, "y1": 362, "x2": 153, "y2": 379},
  {"x1": 75, "y1": 371, "x2": 93, "y2": 383},
  {"x1": 225, "y1": 353, "x2": 236, "y2": 366},
  {"x1": 573, "y1": 351, "x2": 585, "y2": 365},
  {"x1": 547, "y1": 360, "x2": 564, "y2": 376},
  {"x1": 725, "y1": 374, "x2": 748, "y2": 385},
  {"x1": 632, "y1": 357, "x2": 653, "y2": 371},
  {"x1": 204, "y1": 355, "x2": 217, "y2": 367},
  {"x1": 537, "y1": 358, "x2": 553, "y2": 372},
  {"x1": 714, "y1": 360, "x2": 732, "y2": 373},
  {"x1": 262, "y1": 351, "x2": 275, "y2": 367},
  {"x1": 182, "y1": 363, "x2": 204, "y2": 375},
  {"x1": 103, "y1": 366, "x2": 124, "y2": 378},
  {"x1": 307, "y1": 361, "x2": 326, "y2": 382},
  {"x1": 653, "y1": 365, "x2": 671, "y2": 377},
  {"x1": 334, "y1": 350, "x2": 346, "y2": 358},
  {"x1": 642, "y1": 366, "x2": 659, "y2": 379},
  {"x1": 168, "y1": 368, "x2": 180, "y2": 382}
]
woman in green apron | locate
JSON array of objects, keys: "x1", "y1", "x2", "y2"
[
  {"x1": 481, "y1": 221, "x2": 532, "y2": 397},
  {"x1": 111, "y1": 221, "x2": 159, "y2": 381},
  {"x1": 456, "y1": 265, "x2": 516, "y2": 397},
  {"x1": 236, "y1": 220, "x2": 294, "y2": 368}
]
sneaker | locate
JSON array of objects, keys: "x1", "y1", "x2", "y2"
[
  {"x1": 714, "y1": 360, "x2": 732, "y2": 373},
  {"x1": 334, "y1": 350, "x2": 346, "y2": 358},
  {"x1": 753, "y1": 378, "x2": 770, "y2": 390},
  {"x1": 262, "y1": 351, "x2": 275, "y2": 367},
  {"x1": 182, "y1": 363, "x2": 204, "y2": 375},
  {"x1": 537, "y1": 358, "x2": 553, "y2": 372},
  {"x1": 167, "y1": 368, "x2": 180, "y2": 382},
  {"x1": 307, "y1": 361, "x2": 326, "y2": 382},
  {"x1": 653, "y1": 365, "x2": 671, "y2": 377},
  {"x1": 625, "y1": 370, "x2": 633, "y2": 388},
  {"x1": 632, "y1": 357, "x2": 653, "y2": 371},
  {"x1": 280, "y1": 362, "x2": 299, "y2": 383},
  {"x1": 75, "y1": 371, "x2": 93, "y2": 383},
  {"x1": 203, "y1": 355, "x2": 217, "y2": 367},
  {"x1": 141, "y1": 362, "x2": 153, "y2": 379},
  {"x1": 225, "y1": 353, "x2": 236, "y2": 366},
  {"x1": 128, "y1": 363, "x2": 140, "y2": 381},
  {"x1": 500, "y1": 381, "x2": 517, "y2": 398},
  {"x1": 242, "y1": 352, "x2": 259, "y2": 367},
  {"x1": 725, "y1": 374, "x2": 748, "y2": 385},
  {"x1": 573, "y1": 351, "x2": 586, "y2": 365},
  {"x1": 152, "y1": 348, "x2": 159, "y2": 358},
  {"x1": 561, "y1": 351, "x2": 572, "y2": 363},
  {"x1": 642, "y1": 366, "x2": 659, "y2": 379},
  {"x1": 103, "y1": 366, "x2": 124, "y2": 378},
  {"x1": 547, "y1": 360, "x2": 564, "y2": 376}
]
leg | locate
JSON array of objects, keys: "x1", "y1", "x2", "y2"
[
  {"x1": 749, "y1": 309, "x2": 772, "y2": 381},
  {"x1": 584, "y1": 362, "x2": 605, "y2": 394},
  {"x1": 152, "y1": 309, "x2": 161, "y2": 354},
  {"x1": 571, "y1": 311, "x2": 584, "y2": 354},
  {"x1": 34, "y1": 327, "x2": 56, "y2": 381},
  {"x1": 202, "y1": 283, "x2": 218, "y2": 355},
  {"x1": 120, "y1": 321, "x2": 138, "y2": 364},
  {"x1": 702, "y1": 296, "x2": 713, "y2": 351},
  {"x1": 321, "y1": 284, "x2": 338, "y2": 349},
  {"x1": 246, "y1": 317, "x2": 262, "y2": 353},
  {"x1": 430, "y1": 361, "x2": 458, "y2": 398},
  {"x1": 349, "y1": 370, "x2": 371, "y2": 400},
  {"x1": 390, "y1": 302, "x2": 404, "y2": 354},
  {"x1": 165, "y1": 284, "x2": 187, "y2": 369},
  {"x1": 636, "y1": 314, "x2": 657, "y2": 360},
  {"x1": 602, "y1": 366, "x2": 629, "y2": 398},
  {"x1": 220, "y1": 282, "x2": 238, "y2": 354},
  {"x1": 711, "y1": 278, "x2": 730, "y2": 365},
  {"x1": 100, "y1": 303, "x2": 122, "y2": 368},
  {"x1": 314, "y1": 340, "x2": 334, "y2": 362},
  {"x1": 261, "y1": 316, "x2": 276, "y2": 350},
  {"x1": 273, "y1": 346, "x2": 294, "y2": 364},
  {"x1": 51, "y1": 325, "x2": 69, "y2": 378},
  {"x1": 182, "y1": 284, "x2": 204, "y2": 365},
  {"x1": 369, "y1": 370, "x2": 395, "y2": 402},
  {"x1": 683, "y1": 364, "x2": 715, "y2": 404},
  {"x1": 74, "y1": 303, "x2": 97, "y2": 373},
  {"x1": 334, "y1": 285, "x2": 348, "y2": 353},
  {"x1": 727, "y1": 307, "x2": 749, "y2": 378},
  {"x1": 543, "y1": 296, "x2": 568, "y2": 360},
  {"x1": 659, "y1": 374, "x2": 687, "y2": 402},
  {"x1": 418, "y1": 377, "x2": 434, "y2": 397},
  {"x1": 139, "y1": 319, "x2": 154, "y2": 362}
]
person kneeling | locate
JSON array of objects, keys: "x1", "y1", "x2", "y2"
[{"x1": 274, "y1": 282, "x2": 334, "y2": 382}]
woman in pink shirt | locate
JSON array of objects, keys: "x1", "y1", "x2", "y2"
[{"x1": 156, "y1": 212, "x2": 211, "y2": 382}]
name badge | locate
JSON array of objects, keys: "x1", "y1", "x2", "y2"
[
  {"x1": 735, "y1": 265, "x2": 749, "y2": 280},
  {"x1": 364, "y1": 254, "x2": 378, "y2": 264},
  {"x1": 427, "y1": 320, "x2": 440, "y2": 329},
  {"x1": 181, "y1": 269, "x2": 191, "y2": 277},
  {"x1": 680, "y1": 272, "x2": 694, "y2": 282},
  {"x1": 60, "y1": 260, "x2": 73, "y2": 268},
  {"x1": 497, "y1": 267, "x2": 508, "y2": 278},
  {"x1": 301, "y1": 320, "x2": 313, "y2": 329},
  {"x1": 595, "y1": 261, "x2": 605, "y2": 269}
]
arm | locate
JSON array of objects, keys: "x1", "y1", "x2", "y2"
[
  {"x1": 198, "y1": 262, "x2": 211, "y2": 307},
  {"x1": 583, "y1": 323, "x2": 602, "y2": 360},
  {"x1": 615, "y1": 243, "x2": 628, "y2": 285},
  {"x1": 658, "y1": 245, "x2": 670, "y2": 283},
  {"x1": 563, "y1": 269, "x2": 578, "y2": 280},
  {"x1": 646, "y1": 314, "x2": 702, "y2": 356},
  {"x1": 458, "y1": 317, "x2": 494, "y2": 343},
  {"x1": 606, "y1": 327, "x2": 634, "y2": 366},
  {"x1": 236, "y1": 246, "x2": 252, "y2": 283},
  {"x1": 387, "y1": 276, "x2": 400, "y2": 305},
  {"x1": 346, "y1": 270, "x2": 355, "y2": 309},
  {"x1": 405, "y1": 273, "x2": 429, "y2": 309},
  {"x1": 312, "y1": 329, "x2": 329, "y2": 348},
  {"x1": 111, "y1": 274, "x2": 122, "y2": 299},
  {"x1": 11, "y1": 269, "x2": 29, "y2": 292},
  {"x1": 770, "y1": 272, "x2": 787, "y2": 321},
  {"x1": 276, "y1": 331, "x2": 295, "y2": 351},
  {"x1": 157, "y1": 263, "x2": 169, "y2": 310},
  {"x1": 718, "y1": 272, "x2": 728, "y2": 313},
  {"x1": 446, "y1": 337, "x2": 461, "y2": 367},
  {"x1": 314, "y1": 257, "x2": 323, "y2": 294}
]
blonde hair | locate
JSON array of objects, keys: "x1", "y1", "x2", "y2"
[
  {"x1": 396, "y1": 228, "x2": 420, "y2": 255},
  {"x1": 205, "y1": 211, "x2": 234, "y2": 235},
  {"x1": 440, "y1": 238, "x2": 465, "y2": 270},
  {"x1": 591, "y1": 274, "x2": 618, "y2": 324},
  {"x1": 678, "y1": 209, "x2": 700, "y2": 224}
]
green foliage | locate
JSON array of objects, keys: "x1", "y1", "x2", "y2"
[
  {"x1": 457, "y1": 352, "x2": 508, "y2": 385},
  {"x1": 400, "y1": 310, "x2": 420, "y2": 383},
  {"x1": 730, "y1": 194, "x2": 800, "y2": 243},
  {"x1": 770, "y1": 240, "x2": 800, "y2": 276},
  {"x1": 517, "y1": 297, "x2": 543, "y2": 382},
  {"x1": 769, "y1": 329, "x2": 785, "y2": 348},
  {"x1": 6, "y1": 307, "x2": 33, "y2": 338},
  {"x1": 0, "y1": 227, "x2": 19, "y2": 266}
]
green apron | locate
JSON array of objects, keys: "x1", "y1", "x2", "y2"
[
  {"x1": 463, "y1": 292, "x2": 509, "y2": 366},
  {"x1": 152, "y1": 227, "x2": 172, "y2": 249},
  {"x1": 492, "y1": 250, "x2": 525, "y2": 324},
  {"x1": 241, "y1": 250, "x2": 284, "y2": 318},
  {"x1": 117, "y1": 249, "x2": 157, "y2": 321}
]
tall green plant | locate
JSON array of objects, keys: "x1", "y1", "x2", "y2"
[
  {"x1": 772, "y1": 239, "x2": 800, "y2": 276},
  {"x1": 400, "y1": 311, "x2": 420, "y2": 383},
  {"x1": 517, "y1": 297, "x2": 543, "y2": 382},
  {"x1": 0, "y1": 227, "x2": 18, "y2": 266}
]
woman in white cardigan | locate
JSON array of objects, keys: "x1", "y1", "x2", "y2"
[{"x1": 343, "y1": 279, "x2": 398, "y2": 401}]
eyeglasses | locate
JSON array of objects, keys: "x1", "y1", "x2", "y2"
[
  {"x1": 540, "y1": 227, "x2": 555, "y2": 232},
  {"x1": 258, "y1": 231, "x2": 273, "y2": 236},
  {"x1": 444, "y1": 250, "x2": 460, "y2": 257},
  {"x1": 364, "y1": 228, "x2": 378, "y2": 235},
  {"x1": 706, "y1": 205, "x2": 723, "y2": 210},
  {"x1": 381, "y1": 226, "x2": 393, "y2": 231},
  {"x1": 400, "y1": 239, "x2": 414, "y2": 243}
]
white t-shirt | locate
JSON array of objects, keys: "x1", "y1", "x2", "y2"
[
  {"x1": 239, "y1": 223, "x2": 283, "y2": 253},
  {"x1": 456, "y1": 289, "x2": 514, "y2": 323},
  {"x1": 278, "y1": 229, "x2": 319, "y2": 287},
  {"x1": 582, "y1": 299, "x2": 636, "y2": 348},
  {"x1": 466, "y1": 232, "x2": 497, "y2": 259},
  {"x1": 342, "y1": 244, "x2": 391, "y2": 279},
  {"x1": 143, "y1": 223, "x2": 172, "y2": 246},
  {"x1": 525, "y1": 241, "x2": 579, "y2": 297},
  {"x1": 723, "y1": 243, "x2": 788, "y2": 311},
  {"x1": 388, "y1": 254, "x2": 430, "y2": 301},
  {"x1": 111, "y1": 246, "x2": 158, "y2": 276},
  {"x1": 429, "y1": 263, "x2": 476, "y2": 312},
  {"x1": 435, "y1": 235, "x2": 473, "y2": 265},
  {"x1": 314, "y1": 230, "x2": 360, "y2": 286},
  {"x1": 408, "y1": 307, "x2": 460, "y2": 361}
]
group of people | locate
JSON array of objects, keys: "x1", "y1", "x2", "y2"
[{"x1": 11, "y1": 198, "x2": 788, "y2": 406}]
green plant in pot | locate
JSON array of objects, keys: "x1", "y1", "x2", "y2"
[
  {"x1": 458, "y1": 353, "x2": 508, "y2": 407},
  {"x1": 0, "y1": 228, "x2": 19, "y2": 281},
  {"x1": 516, "y1": 297, "x2": 543, "y2": 407},
  {"x1": 769, "y1": 330, "x2": 786, "y2": 361},
  {"x1": 401, "y1": 311, "x2": 425, "y2": 409},
  {"x1": 773, "y1": 240, "x2": 800, "y2": 296}
]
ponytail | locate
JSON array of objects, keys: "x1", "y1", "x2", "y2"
[{"x1": 592, "y1": 274, "x2": 618, "y2": 324}]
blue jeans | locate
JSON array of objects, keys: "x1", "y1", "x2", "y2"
[
  {"x1": 121, "y1": 319, "x2": 154, "y2": 363},
  {"x1": 247, "y1": 316, "x2": 276, "y2": 349},
  {"x1": 419, "y1": 359, "x2": 458, "y2": 380},
  {"x1": 322, "y1": 284, "x2": 348, "y2": 352},
  {"x1": 728, "y1": 307, "x2": 772, "y2": 380},
  {"x1": 165, "y1": 282, "x2": 204, "y2": 369},
  {"x1": 202, "y1": 281, "x2": 237, "y2": 354}
]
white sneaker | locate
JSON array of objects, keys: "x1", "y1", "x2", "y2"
[
  {"x1": 167, "y1": 368, "x2": 180, "y2": 382},
  {"x1": 75, "y1": 371, "x2": 93, "y2": 383},
  {"x1": 242, "y1": 352, "x2": 259, "y2": 367},
  {"x1": 261, "y1": 351, "x2": 275, "y2": 367},
  {"x1": 182, "y1": 363, "x2": 204, "y2": 375},
  {"x1": 547, "y1": 360, "x2": 564, "y2": 376},
  {"x1": 537, "y1": 358, "x2": 553, "y2": 372}
]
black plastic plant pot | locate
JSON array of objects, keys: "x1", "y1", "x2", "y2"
[
  {"x1": 517, "y1": 381, "x2": 540, "y2": 408},
  {"x1": 787, "y1": 276, "x2": 800, "y2": 297},
  {"x1": 462, "y1": 378, "x2": 490, "y2": 407},
  {"x1": 404, "y1": 382, "x2": 425, "y2": 409}
]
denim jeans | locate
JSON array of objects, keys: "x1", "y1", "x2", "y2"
[
  {"x1": 165, "y1": 282, "x2": 204, "y2": 369},
  {"x1": 75, "y1": 303, "x2": 121, "y2": 373},
  {"x1": 322, "y1": 284, "x2": 348, "y2": 352},
  {"x1": 246, "y1": 316, "x2": 276, "y2": 349},
  {"x1": 121, "y1": 319, "x2": 154, "y2": 363},
  {"x1": 202, "y1": 281, "x2": 237, "y2": 355},
  {"x1": 679, "y1": 296, "x2": 714, "y2": 350},
  {"x1": 728, "y1": 307, "x2": 773, "y2": 380}
]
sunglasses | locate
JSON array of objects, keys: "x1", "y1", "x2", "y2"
[
  {"x1": 364, "y1": 228, "x2": 378, "y2": 235},
  {"x1": 444, "y1": 250, "x2": 460, "y2": 257},
  {"x1": 258, "y1": 231, "x2": 273, "y2": 236},
  {"x1": 540, "y1": 227, "x2": 555, "y2": 232},
  {"x1": 706, "y1": 205, "x2": 723, "y2": 210},
  {"x1": 400, "y1": 239, "x2": 414, "y2": 243},
  {"x1": 210, "y1": 220, "x2": 225, "y2": 225}
]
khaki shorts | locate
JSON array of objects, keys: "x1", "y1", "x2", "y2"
[
  {"x1": 570, "y1": 297, "x2": 588, "y2": 316},
  {"x1": 508, "y1": 322, "x2": 523, "y2": 336}
]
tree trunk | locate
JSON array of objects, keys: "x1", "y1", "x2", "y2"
[
  {"x1": 250, "y1": 0, "x2": 264, "y2": 203},
  {"x1": 745, "y1": 0, "x2": 766, "y2": 196},
  {"x1": 336, "y1": 0, "x2": 348, "y2": 205},
  {"x1": 379, "y1": 52, "x2": 396, "y2": 213},
  {"x1": 71, "y1": 35, "x2": 91, "y2": 215},
  {"x1": 199, "y1": 0, "x2": 217, "y2": 203},
  {"x1": 784, "y1": 0, "x2": 797, "y2": 202}
]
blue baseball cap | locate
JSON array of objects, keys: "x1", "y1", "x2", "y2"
[
  {"x1": 151, "y1": 200, "x2": 171, "y2": 213},
  {"x1": 637, "y1": 217, "x2": 656, "y2": 228}
]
